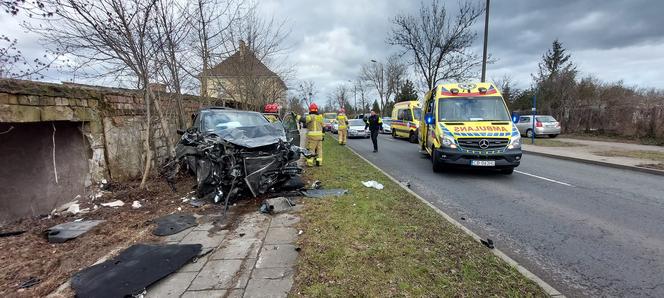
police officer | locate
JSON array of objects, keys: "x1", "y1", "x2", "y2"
[
  {"x1": 300, "y1": 103, "x2": 324, "y2": 166},
  {"x1": 336, "y1": 108, "x2": 348, "y2": 145},
  {"x1": 365, "y1": 110, "x2": 382, "y2": 152}
]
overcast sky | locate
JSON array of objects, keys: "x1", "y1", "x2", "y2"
[{"x1": 3, "y1": 0, "x2": 664, "y2": 101}]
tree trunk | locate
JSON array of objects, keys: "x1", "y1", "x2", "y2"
[
  {"x1": 140, "y1": 87, "x2": 153, "y2": 189},
  {"x1": 153, "y1": 91, "x2": 176, "y2": 158}
]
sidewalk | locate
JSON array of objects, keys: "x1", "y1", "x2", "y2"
[
  {"x1": 145, "y1": 208, "x2": 301, "y2": 298},
  {"x1": 522, "y1": 138, "x2": 664, "y2": 175}
]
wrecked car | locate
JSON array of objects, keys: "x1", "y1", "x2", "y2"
[{"x1": 165, "y1": 107, "x2": 310, "y2": 207}]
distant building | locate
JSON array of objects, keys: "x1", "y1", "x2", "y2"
[{"x1": 200, "y1": 40, "x2": 286, "y2": 110}]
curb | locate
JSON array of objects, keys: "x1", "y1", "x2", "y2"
[
  {"x1": 337, "y1": 136, "x2": 564, "y2": 297},
  {"x1": 522, "y1": 150, "x2": 664, "y2": 176}
]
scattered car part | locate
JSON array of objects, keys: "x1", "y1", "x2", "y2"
[
  {"x1": 301, "y1": 189, "x2": 348, "y2": 198},
  {"x1": 311, "y1": 180, "x2": 322, "y2": 189},
  {"x1": 260, "y1": 197, "x2": 296, "y2": 214},
  {"x1": 152, "y1": 213, "x2": 197, "y2": 236},
  {"x1": 362, "y1": 180, "x2": 384, "y2": 190},
  {"x1": 71, "y1": 244, "x2": 202, "y2": 298},
  {"x1": 0, "y1": 230, "x2": 26, "y2": 237},
  {"x1": 18, "y1": 276, "x2": 40, "y2": 289},
  {"x1": 481, "y1": 238, "x2": 495, "y2": 249},
  {"x1": 131, "y1": 201, "x2": 142, "y2": 209},
  {"x1": 100, "y1": 200, "x2": 124, "y2": 207},
  {"x1": 45, "y1": 220, "x2": 105, "y2": 243}
]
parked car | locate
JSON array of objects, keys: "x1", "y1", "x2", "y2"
[
  {"x1": 381, "y1": 117, "x2": 392, "y2": 134},
  {"x1": 347, "y1": 119, "x2": 369, "y2": 138},
  {"x1": 516, "y1": 115, "x2": 561, "y2": 138},
  {"x1": 331, "y1": 123, "x2": 339, "y2": 134},
  {"x1": 323, "y1": 118, "x2": 334, "y2": 132}
]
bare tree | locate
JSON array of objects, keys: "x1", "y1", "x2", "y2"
[
  {"x1": 361, "y1": 60, "x2": 386, "y2": 114},
  {"x1": 386, "y1": 54, "x2": 408, "y2": 102},
  {"x1": 297, "y1": 80, "x2": 316, "y2": 107},
  {"x1": 0, "y1": 35, "x2": 58, "y2": 79},
  {"x1": 388, "y1": 0, "x2": 484, "y2": 91},
  {"x1": 30, "y1": 0, "x2": 161, "y2": 188}
]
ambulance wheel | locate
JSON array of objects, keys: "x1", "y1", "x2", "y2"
[
  {"x1": 500, "y1": 168, "x2": 514, "y2": 175},
  {"x1": 432, "y1": 147, "x2": 444, "y2": 173},
  {"x1": 409, "y1": 131, "x2": 418, "y2": 143},
  {"x1": 392, "y1": 130, "x2": 397, "y2": 138}
]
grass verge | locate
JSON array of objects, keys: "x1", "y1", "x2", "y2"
[
  {"x1": 528, "y1": 138, "x2": 584, "y2": 147},
  {"x1": 594, "y1": 150, "x2": 664, "y2": 161},
  {"x1": 565, "y1": 133, "x2": 664, "y2": 146},
  {"x1": 292, "y1": 136, "x2": 546, "y2": 297}
]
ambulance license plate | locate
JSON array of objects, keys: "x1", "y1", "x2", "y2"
[{"x1": 471, "y1": 160, "x2": 495, "y2": 167}]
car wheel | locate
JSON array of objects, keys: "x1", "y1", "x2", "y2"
[
  {"x1": 432, "y1": 146, "x2": 444, "y2": 173},
  {"x1": 548, "y1": 134, "x2": 558, "y2": 138},
  {"x1": 409, "y1": 131, "x2": 418, "y2": 143},
  {"x1": 500, "y1": 168, "x2": 514, "y2": 175},
  {"x1": 526, "y1": 129, "x2": 535, "y2": 138}
]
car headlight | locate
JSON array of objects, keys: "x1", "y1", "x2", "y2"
[
  {"x1": 508, "y1": 135, "x2": 521, "y2": 149},
  {"x1": 441, "y1": 135, "x2": 457, "y2": 149}
]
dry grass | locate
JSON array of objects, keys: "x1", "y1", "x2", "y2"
[
  {"x1": 528, "y1": 139, "x2": 584, "y2": 147},
  {"x1": 291, "y1": 136, "x2": 546, "y2": 297},
  {"x1": 594, "y1": 150, "x2": 664, "y2": 161}
]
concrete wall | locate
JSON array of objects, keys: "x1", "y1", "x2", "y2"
[{"x1": 0, "y1": 78, "x2": 240, "y2": 222}]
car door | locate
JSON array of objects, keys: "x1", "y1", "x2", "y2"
[
  {"x1": 517, "y1": 116, "x2": 531, "y2": 135},
  {"x1": 282, "y1": 112, "x2": 301, "y2": 146},
  {"x1": 424, "y1": 95, "x2": 435, "y2": 151}
]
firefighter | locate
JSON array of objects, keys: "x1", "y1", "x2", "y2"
[
  {"x1": 336, "y1": 108, "x2": 348, "y2": 145},
  {"x1": 300, "y1": 103, "x2": 324, "y2": 166}
]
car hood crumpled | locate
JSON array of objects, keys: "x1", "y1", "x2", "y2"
[{"x1": 212, "y1": 124, "x2": 287, "y2": 148}]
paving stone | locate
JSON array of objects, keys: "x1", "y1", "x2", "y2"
[
  {"x1": 180, "y1": 230, "x2": 227, "y2": 249},
  {"x1": 194, "y1": 222, "x2": 215, "y2": 231},
  {"x1": 255, "y1": 244, "x2": 298, "y2": 269},
  {"x1": 244, "y1": 268, "x2": 294, "y2": 298},
  {"x1": 188, "y1": 259, "x2": 255, "y2": 290},
  {"x1": 234, "y1": 213, "x2": 271, "y2": 240},
  {"x1": 181, "y1": 289, "x2": 244, "y2": 298},
  {"x1": 145, "y1": 272, "x2": 197, "y2": 298},
  {"x1": 211, "y1": 238, "x2": 261, "y2": 260},
  {"x1": 264, "y1": 227, "x2": 297, "y2": 245},
  {"x1": 178, "y1": 253, "x2": 210, "y2": 273},
  {"x1": 163, "y1": 227, "x2": 194, "y2": 242},
  {"x1": 270, "y1": 214, "x2": 300, "y2": 228}
]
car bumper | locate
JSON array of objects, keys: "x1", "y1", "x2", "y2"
[
  {"x1": 535, "y1": 127, "x2": 561, "y2": 135},
  {"x1": 381, "y1": 127, "x2": 391, "y2": 133},
  {"x1": 348, "y1": 130, "x2": 368, "y2": 137},
  {"x1": 434, "y1": 147, "x2": 522, "y2": 168}
]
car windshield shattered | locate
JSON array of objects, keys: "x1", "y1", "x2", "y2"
[{"x1": 199, "y1": 110, "x2": 286, "y2": 148}]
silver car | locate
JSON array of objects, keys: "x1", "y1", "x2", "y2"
[
  {"x1": 516, "y1": 115, "x2": 561, "y2": 138},
  {"x1": 381, "y1": 118, "x2": 392, "y2": 134},
  {"x1": 347, "y1": 119, "x2": 369, "y2": 138}
]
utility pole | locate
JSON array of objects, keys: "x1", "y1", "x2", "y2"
[{"x1": 481, "y1": 0, "x2": 490, "y2": 82}]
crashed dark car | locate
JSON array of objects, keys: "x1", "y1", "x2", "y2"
[{"x1": 165, "y1": 107, "x2": 309, "y2": 206}]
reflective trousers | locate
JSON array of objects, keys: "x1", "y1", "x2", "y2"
[
  {"x1": 338, "y1": 129, "x2": 347, "y2": 144},
  {"x1": 306, "y1": 134, "x2": 323, "y2": 166}
]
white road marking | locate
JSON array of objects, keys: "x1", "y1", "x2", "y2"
[{"x1": 515, "y1": 170, "x2": 574, "y2": 187}]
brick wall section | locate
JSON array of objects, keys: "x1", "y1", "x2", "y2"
[{"x1": 0, "y1": 78, "x2": 240, "y2": 183}]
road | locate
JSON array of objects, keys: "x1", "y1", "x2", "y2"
[{"x1": 343, "y1": 133, "x2": 664, "y2": 297}]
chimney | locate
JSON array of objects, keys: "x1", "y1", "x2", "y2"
[{"x1": 239, "y1": 40, "x2": 247, "y2": 58}]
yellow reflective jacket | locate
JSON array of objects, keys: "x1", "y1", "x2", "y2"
[
  {"x1": 305, "y1": 114, "x2": 324, "y2": 137},
  {"x1": 337, "y1": 114, "x2": 348, "y2": 130}
]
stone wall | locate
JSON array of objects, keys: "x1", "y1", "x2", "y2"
[{"x1": 0, "y1": 78, "x2": 240, "y2": 222}]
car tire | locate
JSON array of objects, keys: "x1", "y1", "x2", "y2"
[
  {"x1": 548, "y1": 134, "x2": 558, "y2": 138},
  {"x1": 432, "y1": 147, "x2": 444, "y2": 173},
  {"x1": 409, "y1": 131, "x2": 418, "y2": 143},
  {"x1": 526, "y1": 129, "x2": 535, "y2": 138},
  {"x1": 500, "y1": 168, "x2": 514, "y2": 175}
]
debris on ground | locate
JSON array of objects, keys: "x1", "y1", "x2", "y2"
[
  {"x1": 18, "y1": 276, "x2": 41, "y2": 289},
  {"x1": 362, "y1": 180, "x2": 384, "y2": 190},
  {"x1": 280, "y1": 176, "x2": 306, "y2": 191},
  {"x1": 45, "y1": 220, "x2": 106, "y2": 243},
  {"x1": 259, "y1": 197, "x2": 296, "y2": 214},
  {"x1": 100, "y1": 200, "x2": 124, "y2": 207},
  {"x1": 481, "y1": 238, "x2": 495, "y2": 249},
  {"x1": 131, "y1": 201, "x2": 142, "y2": 209},
  {"x1": 152, "y1": 213, "x2": 197, "y2": 236},
  {"x1": 0, "y1": 230, "x2": 26, "y2": 237},
  {"x1": 311, "y1": 180, "x2": 322, "y2": 189},
  {"x1": 189, "y1": 199, "x2": 206, "y2": 207},
  {"x1": 70, "y1": 244, "x2": 202, "y2": 298},
  {"x1": 301, "y1": 189, "x2": 348, "y2": 198},
  {"x1": 298, "y1": 230, "x2": 303, "y2": 235}
]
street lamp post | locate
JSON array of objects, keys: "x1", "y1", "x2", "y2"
[
  {"x1": 370, "y1": 59, "x2": 384, "y2": 115},
  {"x1": 481, "y1": 0, "x2": 490, "y2": 82}
]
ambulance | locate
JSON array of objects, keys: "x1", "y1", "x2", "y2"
[
  {"x1": 419, "y1": 82, "x2": 522, "y2": 174},
  {"x1": 391, "y1": 100, "x2": 422, "y2": 143}
]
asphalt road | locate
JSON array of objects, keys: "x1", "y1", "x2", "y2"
[{"x1": 343, "y1": 133, "x2": 664, "y2": 297}]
